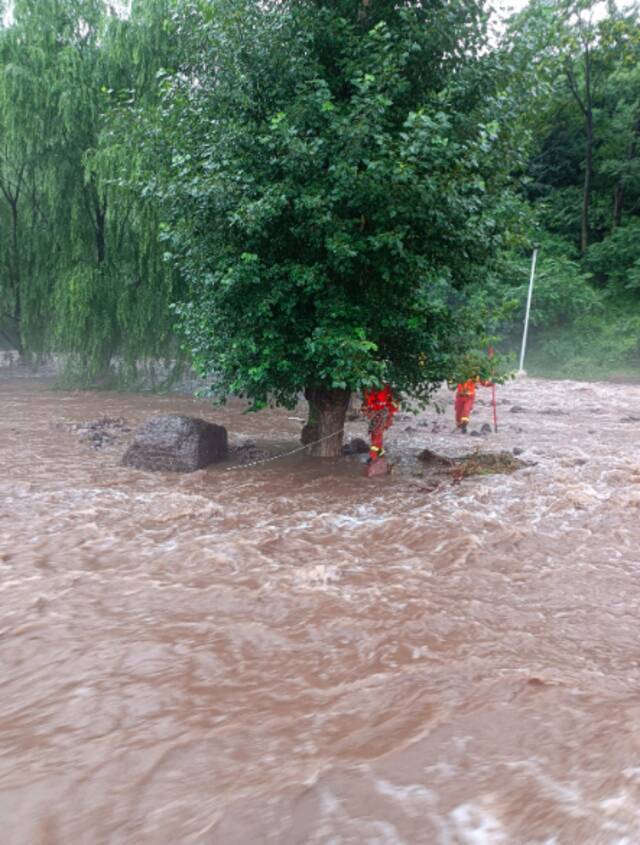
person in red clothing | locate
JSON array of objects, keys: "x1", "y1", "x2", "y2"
[
  {"x1": 454, "y1": 376, "x2": 492, "y2": 433},
  {"x1": 455, "y1": 378, "x2": 477, "y2": 433},
  {"x1": 362, "y1": 384, "x2": 398, "y2": 461}
]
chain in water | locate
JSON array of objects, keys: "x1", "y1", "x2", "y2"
[{"x1": 225, "y1": 427, "x2": 346, "y2": 472}]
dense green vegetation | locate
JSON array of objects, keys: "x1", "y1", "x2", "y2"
[
  {"x1": 0, "y1": 0, "x2": 638, "y2": 421},
  {"x1": 501, "y1": 0, "x2": 640, "y2": 377}
]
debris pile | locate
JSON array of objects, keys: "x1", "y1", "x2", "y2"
[
  {"x1": 68, "y1": 416, "x2": 131, "y2": 450},
  {"x1": 417, "y1": 447, "x2": 527, "y2": 482},
  {"x1": 449, "y1": 450, "x2": 527, "y2": 481}
]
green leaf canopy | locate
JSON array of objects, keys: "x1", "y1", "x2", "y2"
[{"x1": 146, "y1": 0, "x2": 519, "y2": 408}]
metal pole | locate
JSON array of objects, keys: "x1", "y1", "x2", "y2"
[
  {"x1": 491, "y1": 383, "x2": 498, "y2": 433},
  {"x1": 518, "y1": 246, "x2": 538, "y2": 375}
]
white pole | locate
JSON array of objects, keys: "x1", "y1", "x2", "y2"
[{"x1": 518, "y1": 246, "x2": 538, "y2": 375}]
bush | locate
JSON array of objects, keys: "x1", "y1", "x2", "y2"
[
  {"x1": 584, "y1": 220, "x2": 640, "y2": 292},
  {"x1": 501, "y1": 233, "x2": 640, "y2": 378},
  {"x1": 525, "y1": 305, "x2": 640, "y2": 378},
  {"x1": 501, "y1": 234, "x2": 599, "y2": 335}
]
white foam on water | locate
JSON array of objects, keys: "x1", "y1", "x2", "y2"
[
  {"x1": 448, "y1": 802, "x2": 507, "y2": 845},
  {"x1": 365, "y1": 820, "x2": 409, "y2": 845},
  {"x1": 294, "y1": 563, "x2": 343, "y2": 589},
  {"x1": 375, "y1": 778, "x2": 436, "y2": 805},
  {"x1": 323, "y1": 510, "x2": 390, "y2": 529},
  {"x1": 319, "y1": 787, "x2": 340, "y2": 814},
  {"x1": 504, "y1": 760, "x2": 583, "y2": 813}
]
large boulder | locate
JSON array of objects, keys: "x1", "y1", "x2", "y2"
[{"x1": 122, "y1": 414, "x2": 228, "y2": 472}]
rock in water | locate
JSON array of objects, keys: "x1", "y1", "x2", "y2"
[
  {"x1": 122, "y1": 415, "x2": 228, "y2": 472},
  {"x1": 364, "y1": 456, "x2": 390, "y2": 478},
  {"x1": 342, "y1": 437, "x2": 369, "y2": 455},
  {"x1": 417, "y1": 449, "x2": 452, "y2": 468}
]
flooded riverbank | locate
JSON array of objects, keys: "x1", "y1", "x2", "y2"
[{"x1": 1, "y1": 376, "x2": 639, "y2": 843}]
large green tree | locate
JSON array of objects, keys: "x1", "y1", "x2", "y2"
[{"x1": 133, "y1": 0, "x2": 520, "y2": 454}]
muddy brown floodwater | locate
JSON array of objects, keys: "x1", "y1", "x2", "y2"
[{"x1": 1, "y1": 376, "x2": 640, "y2": 844}]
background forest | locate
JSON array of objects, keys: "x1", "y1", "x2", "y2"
[{"x1": 0, "y1": 0, "x2": 639, "y2": 386}]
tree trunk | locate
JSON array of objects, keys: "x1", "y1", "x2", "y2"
[
  {"x1": 0, "y1": 314, "x2": 23, "y2": 356},
  {"x1": 567, "y1": 46, "x2": 593, "y2": 254},
  {"x1": 612, "y1": 116, "x2": 640, "y2": 231},
  {"x1": 95, "y1": 201, "x2": 106, "y2": 264},
  {"x1": 580, "y1": 46, "x2": 593, "y2": 255},
  {"x1": 6, "y1": 198, "x2": 23, "y2": 356},
  {"x1": 10, "y1": 196, "x2": 20, "y2": 292},
  {"x1": 612, "y1": 180, "x2": 625, "y2": 231},
  {"x1": 347, "y1": 391, "x2": 362, "y2": 419},
  {"x1": 581, "y1": 109, "x2": 593, "y2": 253},
  {"x1": 302, "y1": 387, "x2": 350, "y2": 456}
]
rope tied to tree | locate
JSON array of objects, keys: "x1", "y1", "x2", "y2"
[{"x1": 224, "y1": 426, "x2": 346, "y2": 472}]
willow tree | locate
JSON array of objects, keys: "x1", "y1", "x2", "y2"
[
  {"x1": 0, "y1": 10, "x2": 39, "y2": 354},
  {"x1": 0, "y1": 93, "x2": 28, "y2": 353},
  {"x1": 131, "y1": 0, "x2": 519, "y2": 451},
  {"x1": 0, "y1": 0, "x2": 181, "y2": 379},
  {"x1": 0, "y1": 0, "x2": 108, "y2": 361}
]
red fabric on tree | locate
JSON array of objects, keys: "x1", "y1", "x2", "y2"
[{"x1": 363, "y1": 385, "x2": 397, "y2": 417}]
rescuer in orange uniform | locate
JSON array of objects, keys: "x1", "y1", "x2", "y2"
[
  {"x1": 455, "y1": 377, "x2": 492, "y2": 433},
  {"x1": 362, "y1": 384, "x2": 398, "y2": 461}
]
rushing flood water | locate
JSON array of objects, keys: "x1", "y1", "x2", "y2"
[{"x1": 1, "y1": 375, "x2": 640, "y2": 844}]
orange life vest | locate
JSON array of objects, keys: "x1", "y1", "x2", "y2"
[{"x1": 456, "y1": 379, "x2": 477, "y2": 397}]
